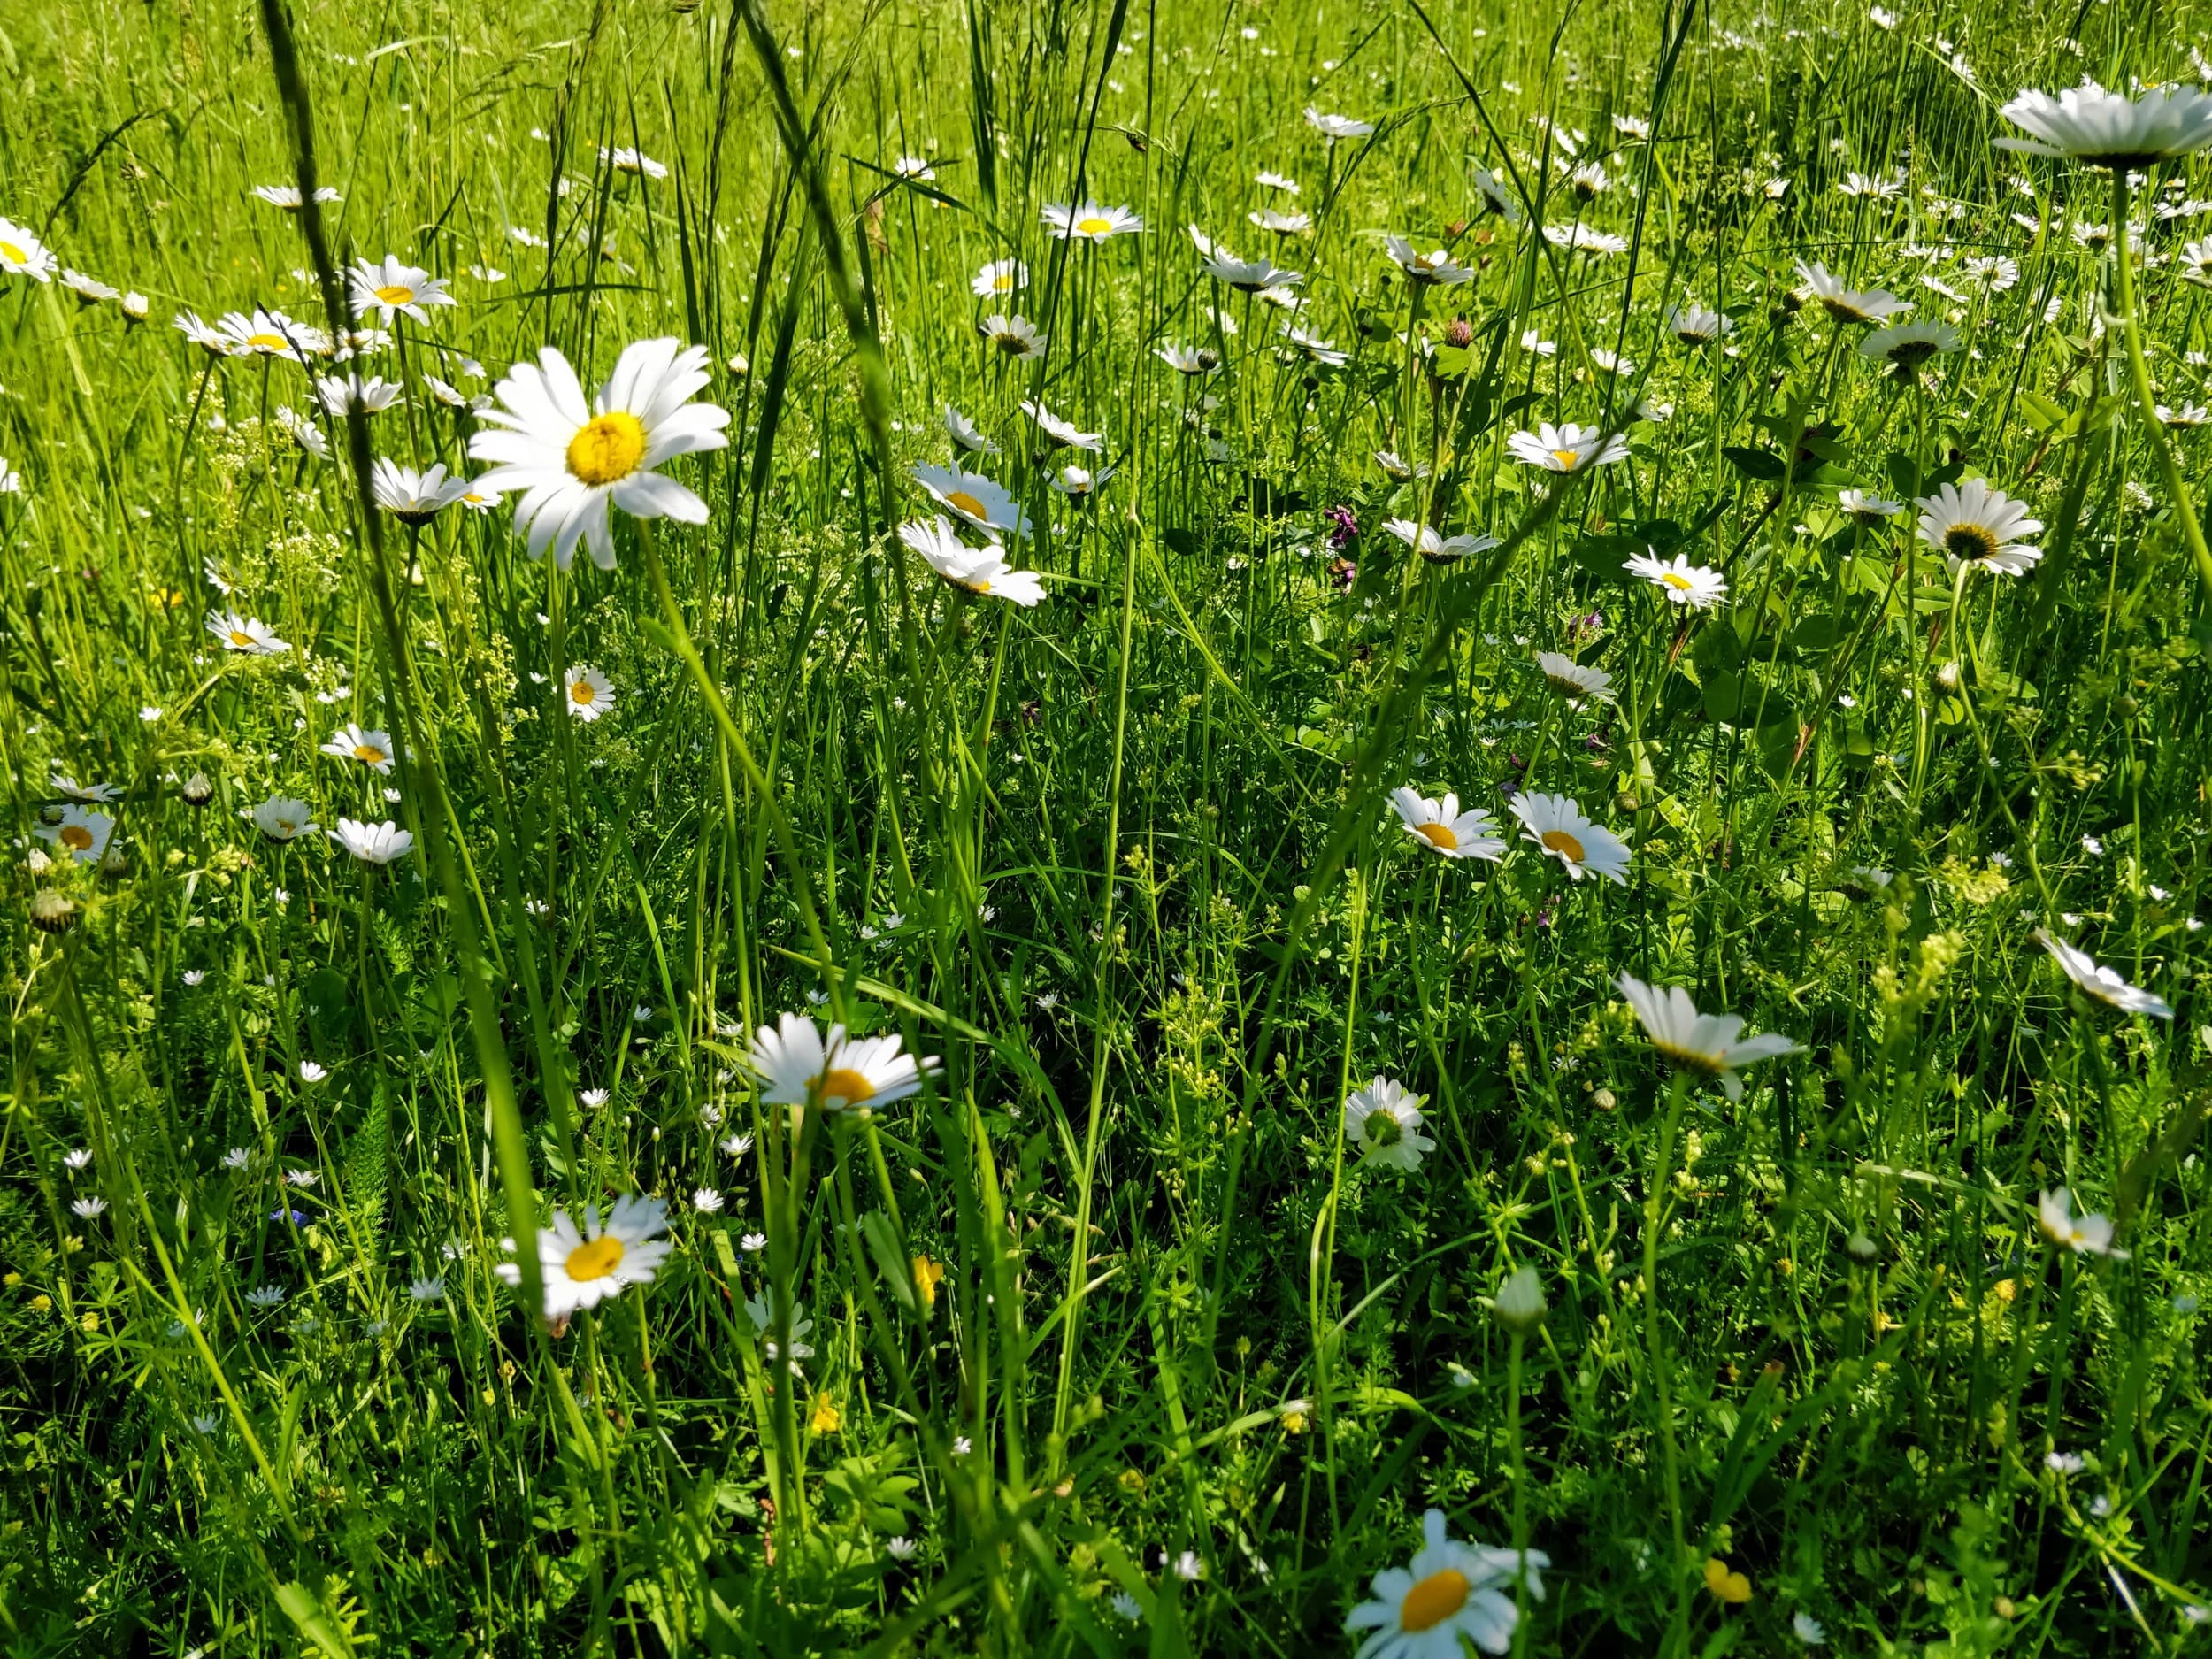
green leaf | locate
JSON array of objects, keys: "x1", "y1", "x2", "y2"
[
  {"x1": 860, "y1": 1210, "x2": 918, "y2": 1316},
  {"x1": 1723, "y1": 445, "x2": 1786, "y2": 481}
]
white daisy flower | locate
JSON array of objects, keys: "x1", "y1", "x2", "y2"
[
  {"x1": 1666, "y1": 303, "x2": 1734, "y2": 343},
  {"x1": 251, "y1": 184, "x2": 341, "y2": 210},
  {"x1": 1509, "y1": 792, "x2": 1632, "y2": 884},
  {"x1": 564, "y1": 665, "x2": 615, "y2": 721},
  {"x1": 72, "y1": 1196, "x2": 111, "y2": 1220},
  {"x1": 1248, "y1": 207, "x2": 1311, "y2": 234},
  {"x1": 1304, "y1": 108, "x2": 1374, "y2": 141},
  {"x1": 410, "y1": 1276, "x2": 446, "y2": 1302},
  {"x1": 1624, "y1": 549, "x2": 1728, "y2": 608},
  {"x1": 1998, "y1": 81, "x2": 2212, "y2": 166},
  {"x1": 1794, "y1": 261, "x2": 1911, "y2": 324},
  {"x1": 61, "y1": 269, "x2": 119, "y2": 305},
  {"x1": 1384, "y1": 235, "x2": 1475, "y2": 285},
  {"x1": 1158, "y1": 342, "x2": 1219, "y2": 375},
  {"x1": 2157, "y1": 402, "x2": 2212, "y2": 427},
  {"x1": 1963, "y1": 254, "x2": 2020, "y2": 291},
  {"x1": 1343, "y1": 1076, "x2": 1436, "y2": 1171},
  {"x1": 1535, "y1": 651, "x2": 1612, "y2": 703},
  {"x1": 1019, "y1": 399, "x2": 1102, "y2": 452},
  {"x1": 274, "y1": 405, "x2": 329, "y2": 458},
  {"x1": 321, "y1": 723, "x2": 396, "y2": 772},
  {"x1": 1049, "y1": 463, "x2": 1113, "y2": 500},
  {"x1": 2036, "y1": 1187, "x2": 2128, "y2": 1257},
  {"x1": 35, "y1": 807, "x2": 114, "y2": 864},
  {"x1": 497, "y1": 1194, "x2": 672, "y2": 1318},
  {"x1": 913, "y1": 463, "x2": 1030, "y2": 537},
  {"x1": 1506, "y1": 421, "x2": 1629, "y2": 472},
  {"x1": 942, "y1": 403, "x2": 997, "y2": 454},
  {"x1": 970, "y1": 257, "x2": 1027, "y2": 298},
  {"x1": 1279, "y1": 326, "x2": 1348, "y2": 366},
  {"x1": 371, "y1": 458, "x2": 470, "y2": 524},
  {"x1": 348, "y1": 256, "x2": 456, "y2": 325},
  {"x1": 2033, "y1": 928, "x2": 2173, "y2": 1018},
  {"x1": 602, "y1": 146, "x2": 670, "y2": 180},
  {"x1": 900, "y1": 516, "x2": 1046, "y2": 605},
  {"x1": 299, "y1": 1060, "x2": 328, "y2": 1084},
  {"x1": 1041, "y1": 202, "x2": 1144, "y2": 241},
  {"x1": 892, "y1": 155, "x2": 935, "y2": 181},
  {"x1": 1344, "y1": 1508, "x2": 1546, "y2": 1657},
  {"x1": 1202, "y1": 248, "x2": 1304, "y2": 292},
  {"x1": 173, "y1": 311, "x2": 233, "y2": 357},
  {"x1": 1383, "y1": 520, "x2": 1500, "y2": 564},
  {"x1": 328, "y1": 818, "x2": 415, "y2": 865},
  {"x1": 218, "y1": 309, "x2": 326, "y2": 362},
  {"x1": 1471, "y1": 166, "x2": 1524, "y2": 222},
  {"x1": 1859, "y1": 319, "x2": 1962, "y2": 373},
  {"x1": 251, "y1": 798, "x2": 319, "y2": 841},
  {"x1": 0, "y1": 218, "x2": 58, "y2": 282},
  {"x1": 979, "y1": 313, "x2": 1048, "y2": 359},
  {"x1": 1915, "y1": 479, "x2": 2042, "y2": 577},
  {"x1": 746, "y1": 1010, "x2": 941, "y2": 1117},
  {"x1": 1388, "y1": 787, "x2": 1506, "y2": 861},
  {"x1": 467, "y1": 338, "x2": 731, "y2": 571},
  {"x1": 692, "y1": 1187, "x2": 726, "y2": 1214},
  {"x1": 1838, "y1": 488, "x2": 1903, "y2": 524},
  {"x1": 207, "y1": 611, "x2": 291, "y2": 656},
  {"x1": 1616, "y1": 973, "x2": 1801, "y2": 1101},
  {"x1": 1256, "y1": 170, "x2": 1302, "y2": 194},
  {"x1": 315, "y1": 373, "x2": 403, "y2": 417},
  {"x1": 50, "y1": 774, "x2": 119, "y2": 804}
]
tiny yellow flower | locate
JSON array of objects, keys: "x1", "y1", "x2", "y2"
[
  {"x1": 912, "y1": 1255, "x2": 945, "y2": 1310},
  {"x1": 1704, "y1": 1557, "x2": 1753, "y2": 1604},
  {"x1": 30, "y1": 1294, "x2": 52, "y2": 1312},
  {"x1": 810, "y1": 1392, "x2": 841, "y2": 1433}
]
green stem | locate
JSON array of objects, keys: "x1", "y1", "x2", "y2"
[
  {"x1": 2111, "y1": 172, "x2": 2212, "y2": 592},
  {"x1": 1645, "y1": 1070, "x2": 1692, "y2": 1656}
]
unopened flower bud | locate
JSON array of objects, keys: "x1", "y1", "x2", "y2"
[
  {"x1": 181, "y1": 772, "x2": 214, "y2": 806},
  {"x1": 1492, "y1": 1265, "x2": 1548, "y2": 1335},
  {"x1": 31, "y1": 889, "x2": 77, "y2": 933}
]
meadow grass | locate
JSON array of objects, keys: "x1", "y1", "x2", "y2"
[{"x1": 3, "y1": 0, "x2": 2211, "y2": 1653}]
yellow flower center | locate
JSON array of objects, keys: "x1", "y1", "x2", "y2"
[
  {"x1": 816, "y1": 1066, "x2": 877, "y2": 1110},
  {"x1": 565, "y1": 1235, "x2": 626, "y2": 1281},
  {"x1": 247, "y1": 333, "x2": 288, "y2": 352},
  {"x1": 1400, "y1": 1569, "x2": 1471, "y2": 1632},
  {"x1": 1945, "y1": 524, "x2": 1999, "y2": 562},
  {"x1": 1654, "y1": 1039, "x2": 1724, "y2": 1074},
  {"x1": 353, "y1": 744, "x2": 385, "y2": 763},
  {"x1": 992, "y1": 273, "x2": 1015, "y2": 290},
  {"x1": 1549, "y1": 448, "x2": 1582, "y2": 469},
  {"x1": 1540, "y1": 829, "x2": 1586, "y2": 863},
  {"x1": 967, "y1": 575, "x2": 995, "y2": 595},
  {"x1": 373, "y1": 283, "x2": 415, "y2": 305},
  {"x1": 1076, "y1": 216, "x2": 1114, "y2": 235},
  {"x1": 228, "y1": 630, "x2": 257, "y2": 648},
  {"x1": 946, "y1": 489, "x2": 988, "y2": 520},
  {"x1": 0, "y1": 241, "x2": 27, "y2": 265},
  {"x1": 565, "y1": 411, "x2": 648, "y2": 486},
  {"x1": 1414, "y1": 821, "x2": 1459, "y2": 852},
  {"x1": 1660, "y1": 571, "x2": 1694, "y2": 590},
  {"x1": 60, "y1": 826, "x2": 93, "y2": 852},
  {"x1": 570, "y1": 679, "x2": 598, "y2": 704}
]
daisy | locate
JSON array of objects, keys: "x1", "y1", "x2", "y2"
[
  {"x1": 1202, "y1": 249, "x2": 1304, "y2": 292},
  {"x1": 207, "y1": 611, "x2": 290, "y2": 655},
  {"x1": 35, "y1": 807, "x2": 114, "y2": 864},
  {"x1": 1667, "y1": 303, "x2": 1734, "y2": 343},
  {"x1": 2158, "y1": 403, "x2": 2212, "y2": 426},
  {"x1": 1256, "y1": 170, "x2": 1302, "y2": 193},
  {"x1": 218, "y1": 309, "x2": 325, "y2": 362},
  {"x1": 942, "y1": 403, "x2": 997, "y2": 454},
  {"x1": 497, "y1": 1194, "x2": 672, "y2": 1319},
  {"x1": 1915, "y1": 479, "x2": 2042, "y2": 577},
  {"x1": 1998, "y1": 81, "x2": 2212, "y2": 167},
  {"x1": 252, "y1": 798, "x2": 319, "y2": 841},
  {"x1": 328, "y1": 818, "x2": 415, "y2": 864},
  {"x1": 251, "y1": 184, "x2": 341, "y2": 210},
  {"x1": 1545, "y1": 225, "x2": 1630, "y2": 256},
  {"x1": 315, "y1": 373, "x2": 404, "y2": 417},
  {"x1": 1508, "y1": 421, "x2": 1629, "y2": 473},
  {"x1": 1388, "y1": 787, "x2": 1506, "y2": 861},
  {"x1": 1384, "y1": 236, "x2": 1475, "y2": 285},
  {"x1": 970, "y1": 257, "x2": 1027, "y2": 298},
  {"x1": 1471, "y1": 166, "x2": 1524, "y2": 222},
  {"x1": 1049, "y1": 463, "x2": 1113, "y2": 500},
  {"x1": 1158, "y1": 343, "x2": 1220, "y2": 375},
  {"x1": 2182, "y1": 239, "x2": 2212, "y2": 280},
  {"x1": 900, "y1": 516, "x2": 1046, "y2": 605},
  {"x1": 60, "y1": 269, "x2": 119, "y2": 305},
  {"x1": 1964, "y1": 254, "x2": 2021, "y2": 290},
  {"x1": 321, "y1": 723, "x2": 396, "y2": 772},
  {"x1": 1794, "y1": 262, "x2": 1911, "y2": 324},
  {"x1": 913, "y1": 463, "x2": 1030, "y2": 537},
  {"x1": 1839, "y1": 488, "x2": 1903, "y2": 524},
  {"x1": 410, "y1": 1276, "x2": 446, "y2": 1302},
  {"x1": 746, "y1": 1010, "x2": 941, "y2": 1117},
  {"x1": 2033, "y1": 928, "x2": 2174, "y2": 1018},
  {"x1": 1345, "y1": 1509, "x2": 1546, "y2": 1658},
  {"x1": 371, "y1": 458, "x2": 470, "y2": 524},
  {"x1": 173, "y1": 311, "x2": 232, "y2": 357},
  {"x1": 1624, "y1": 549, "x2": 1728, "y2": 608},
  {"x1": 1041, "y1": 202, "x2": 1144, "y2": 241},
  {"x1": 421, "y1": 375, "x2": 475, "y2": 410},
  {"x1": 1510, "y1": 792, "x2": 1632, "y2": 884},
  {"x1": 564, "y1": 665, "x2": 615, "y2": 721},
  {"x1": 0, "y1": 219, "x2": 58, "y2": 281},
  {"x1": 50, "y1": 773, "x2": 120, "y2": 804},
  {"x1": 1343, "y1": 1077, "x2": 1436, "y2": 1171},
  {"x1": 467, "y1": 338, "x2": 731, "y2": 571},
  {"x1": 2036, "y1": 1187, "x2": 2128, "y2": 1257},
  {"x1": 348, "y1": 256, "x2": 455, "y2": 326},
  {"x1": 1616, "y1": 973, "x2": 1801, "y2": 1101},
  {"x1": 1248, "y1": 207, "x2": 1311, "y2": 235},
  {"x1": 1860, "y1": 319, "x2": 1962, "y2": 373},
  {"x1": 1280, "y1": 326, "x2": 1348, "y2": 366},
  {"x1": 602, "y1": 146, "x2": 669, "y2": 180},
  {"x1": 892, "y1": 155, "x2": 935, "y2": 181},
  {"x1": 979, "y1": 313, "x2": 1048, "y2": 359},
  {"x1": 1536, "y1": 651, "x2": 1612, "y2": 703},
  {"x1": 1304, "y1": 108, "x2": 1374, "y2": 141},
  {"x1": 1019, "y1": 399, "x2": 1102, "y2": 452},
  {"x1": 1383, "y1": 519, "x2": 1499, "y2": 564},
  {"x1": 274, "y1": 406, "x2": 329, "y2": 458}
]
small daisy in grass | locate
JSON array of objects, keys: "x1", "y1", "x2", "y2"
[
  {"x1": 602, "y1": 146, "x2": 668, "y2": 180},
  {"x1": 970, "y1": 257, "x2": 1026, "y2": 298},
  {"x1": 348, "y1": 256, "x2": 456, "y2": 325},
  {"x1": 207, "y1": 611, "x2": 290, "y2": 656},
  {"x1": 218, "y1": 308, "x2": 328, "y2": 360},
  {"x1": 1616, "y1": 973, "x2": 1801, "y2": 1100},
  {"x1": 564, "y1": 665, "x2": 615, "y2": 721},
  {"x1": 1388, "y1": 787, "x2": 1506, "y2": 862},
  {"x1": 942, "y1": 404, "x2": 997, "y2": 454},
  {"x1": 1624, "y1": 549, "x2": 1728, "y2": 608},
  {"x1": 1248, "y1": 207, "x2": 1310, "y2": 235},
  {"x1": 496, "y1": 1194, "x2": 672, "y2": 1320},
  {"x1": 468, "y1": 338, "x2": 730, "y2": 570},
  {"x1": 329, "y1": 818, "x2": 414, "y2": 865},
  {"x1": 979, "y1": 313, "x2": 1047, "y2": 359},
  {"x1": 315, "y1": 373, "x2": 404, "y2": 417},
  {"x1": 1304, "y1": 108, "x2": 1374, "y2": 141},
  {"x1": 1343, "y1": 1077, "x2": 1435, "y2": 1171},
  {"x1": 2033, "y1": 928, "x2": 2173, "y2": 1018},
  {"x1": 1019, "y1": 399, "x2": 1102, "y2": 452},
  {"x1": 174, "y1": 311, "x2": 232, "y2": 357},
  {"x1": 371, "y1": 459, "x2": 470, "y2": 524},
  {"x1": 252, "y1": 798, "x2": 319, "y2": 841},
  {"x1": 1506, "y1": 421, "x2": 1629, "y2": 472},
  {"x1": 900, "y1": 517, "x2": 1045, "y2": 605},
  {"x1": 50, "y1": 774, "x2": 119, "y2": 804},
  {"x1": 1510, "y1": 792, "x2": 1631, "y2": 884},
  {"x1": 1794, "y1": 261, "x2": 1911, "y2": 324},
  {"x1": 1997, "y1": 81, "x2": 2212, "y2": 166},
  {"x1": 1049, "y1": 463, "x2": 1113, "y2": 501},
  {"x1": 1383, "y1": 520, "x2": 1500, "y2": 564},
  {"x1": 913, "y1": 464, "x2": 1029, "y2": 537},
  {"x1": 1667, "y1": 303, "x2": 1734, "y2": 343},
  {"x1": 1471, "y1": 166, "x2": 1522, "y2": 222},
  {"x1": 1383, "y1": 235, "x2": 1474, "y2": 285},
  {"x1": 1345, "y1": 1508, "x2": 1545, "y2": 1656},
  {"x1": 1202, "y1": 246, "x2": 1303, "y2": 293},
  {"x1": 1915, "y1": 479, "x2": 2042, "y2": 577},
  {"x1": 1860, "y1": 319, "x2": 1962, "y2": 374},
  {"x1": 747, "y1": 1010, "x2": 941, "y2": 1118},
  {"x1": 61, "y1": 269, "x2": 119, "y2": 306},
  {"x1": 891, "y1": 155, "x2": 934, "y2": 181},
  {"x1": 321, "y1": 723, "x2": 396, "y2": 772},
  {"x1": 274, "y1": 406, "x2": 328, "y2": 458},
  {"x1": 0, "y1": 218, "x2": 58, "y2": 281},
  {"x1": 1839, "y1": 488, "x2": 1903, "y2": 525},
  {"x1": 1041, "y1": 201, "x2": 1143, "y2": 241},
  {"x1": 2037, "y1": 1187, "x2": 2128, "y2": 1257},
  {"x1": 1535, "y1": 651, "x2": 1612, "y2": 703},
  {"x1": 35, "y1": 807, "x2": 114, "y2": 864},
  {"x1": 1158, "y1": 343, "x2": 1220, "y2": 375},
  {"x1": 251, "y1": 183, "x2": 341, "y2": 210}
]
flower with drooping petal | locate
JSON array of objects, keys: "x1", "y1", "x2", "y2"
[
  {"x1": 1343, "y1": 1077, "x2": 1436, "y2": 1171},
  {"x1": 1915, "y1": 479, "x2": 2042, "y2": 577},
  {"x1": 1535, "y1": 651, "x2": 1612, "y2": 703},
  {"x1": 2036, "y1": 1187, "x2": 2128, "y2": 1257},
  {"x1": 746, "y1": 1011, "x2": 940, "y2": 1117},
  {"x1": 1384, "y1": 519, "x2": 1500, "y2": 564},
  {"x1": 942, "y1": 404, "x2": 997, "y2": 455},
  {"x1": 252, "y1": 184, "x2": 341, "y2": 211},
  {"x1": 1019, "y1": 400, "x2": 1102, "y2": 452},
  {"x1": 218, "y1": 309, "x2": 326, "y2": 362},
  {"x1": 1667, "y1": 303, "x2": 1734, "y2": 344},
  {"x1": 316, "y1": 373, "x2": 404, "y2": 417},
  {"x1": 1617, "y1": 973, "x2": 1801, "y2": 1101},
  {"x1": 371, "y1": 458, "x2": 470, "y2": 524},
  {"x1": 1998, "y1": 81, "x2": 2212, "y2": 167},
  {"x1": 913, "y1": 464, "x2": 1030, "y2": 537},
  {"x1": 1510, "y1": 792, "x2": 1632, "y2": 884},
  {"x1": 1795, "y1": 261, "x2": 1911, "y2": 324},
  {"x1": 1384, "y1": 235, "x2": 1474, "y2": 286},
  {"x1": 1624, "y1": 549, "x2": 1728, "y2": 608},
  {"x1": 468, "y1": 338, "x2": 730, "y2": 571},
  {"x1": 2034, "y1": 928, "x2": 2173, "y2": 1018},
  {"x1": 328, "y1": 818, "x2": 414, "y2": 865},
  {"x1": 1345, "y1": 1508, "x2": 1547, "y2": 1657},
  {"x1": 1839, "y1": 488, "x2": 1903, "y2": 525},
  {"x1": 1389, "y1": 787, "x2": 1505, "y2": 862},
  {"x1": 979, "y1": 313, "x2": 1048, "y2": 359},
  {"x1": 900, "y1": 517, "x2": 1045, "y2": 605}
]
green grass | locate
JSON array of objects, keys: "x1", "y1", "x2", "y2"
[{"x1": 3, "y1": 0, "x2": 2211, "y2": 1653}]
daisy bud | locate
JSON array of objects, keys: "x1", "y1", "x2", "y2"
[
  {"x1": 31, "y1": 889, "x2": 77, "y2": 933},
  {"x1": 1935, "y1": 660, "x2": 1961, "y2": 691},
  {"x1": 1492, "y1": 1265, "x2": 1548, "y2": 1335},
  {"x1": 98, "y1": 848, "x2": 129, "y2": 883},
  {"x1": 181, "y1": 772, "x2": 215, "y2": 807}
]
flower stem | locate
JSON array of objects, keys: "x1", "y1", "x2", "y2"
[
  {"x1": 1645, "y1": 1070, "x2": 1692, "y2": 1655},
  {"x1": 2111, "y1": 172, "x2": 2212, "y2": 592}
]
